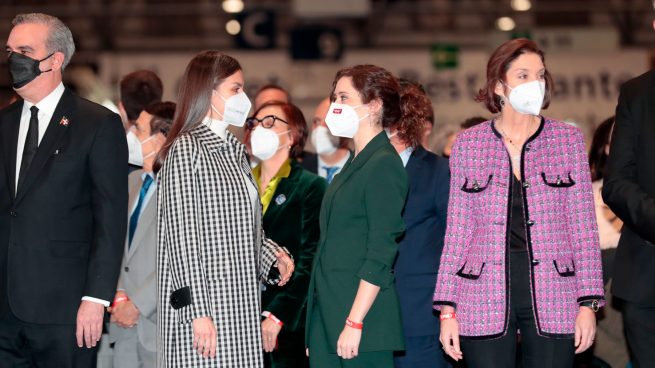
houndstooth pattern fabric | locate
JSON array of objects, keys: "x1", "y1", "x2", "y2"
[
  {"x1": 434, "y1": 118, "x2": 604, "y2": 338},
  {"x1": 156, "y1": 123, "x2": 285, "y2": 367}
]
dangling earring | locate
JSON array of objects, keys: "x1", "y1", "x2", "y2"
[{"x1": 499, "y1": 97, "x2": 506, "y2": 108}]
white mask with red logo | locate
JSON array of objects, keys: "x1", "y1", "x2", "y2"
[{"x1": 324, "y1": 103, "x2": 368, "y2": 138}]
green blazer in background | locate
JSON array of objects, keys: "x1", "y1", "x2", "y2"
[
  {"x1": 261, "y1": 160, "x2": 327, "y2": 332},
  {"x1": 306, "y1": 132, "x2": 409, "y2": 353}
]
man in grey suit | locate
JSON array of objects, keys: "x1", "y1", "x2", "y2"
[{"x1": 108, "y1": 102, "x2": 174, "y2": 367}]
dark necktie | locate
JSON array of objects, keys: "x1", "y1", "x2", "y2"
[
  {"x1": 17, "y1": 106, "x2": 39, "y2": 192},
  {"x1": 128, "y1": 175, "x2": 154, "y2": 248},
  {"x1": 323, "y1": 166, "x2": 339, "y2": 184}
]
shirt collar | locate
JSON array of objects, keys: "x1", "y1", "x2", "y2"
[
  {"x1": 23, "y1": 82, "x2": 65, "y2": 117},
  {"x1": 318, "y1": 150, "x2": 351, "y2": 169},
  {"x1": 399, "y1": 146, "x2": 415, "y2": 167},
  {"x1": 252, "y1": 159, "x2": 292, "y2": 186},
  {"x1": 141, "y1": 171, "x2": 156, "y2": 183}
]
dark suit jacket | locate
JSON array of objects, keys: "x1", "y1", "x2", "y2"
[
  {"x1": 261, "y1": 160, "x2": 327, "y2": 332},
  {"x1": 603, "y1": 69, "x2": 655, "y2": 306},
  {"x1": 298, "y1": 151, "x2": 318, "y2": 174},
  {"x1": 0, "y1": 88, "x2": 128, "y2": 324},
  {"x1": 394, "y1": 146, "x2": 450, "y2": 337},
  {"x1": 306, "y1": 132, "x2": 408, "y2": 352}
]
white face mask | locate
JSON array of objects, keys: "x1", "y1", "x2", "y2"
[
  {"x1": 324, "y1": 103, "x2": 369, "y2": 138},
  {"x1": 250, "y1": 126, "x2": 291, "y2": 161},
  {"x1": 504, "y1": 80, "x2": 546, "y2": 116},
  {"x1": 213, "y1": 91, "x2": 252, "y2": 127},
  {"x1": 126, "y1": 129, "x2": 156, "y2": 166},
  {"x1": 311, "y1": 126, "x2": 339, "y2": 155}
]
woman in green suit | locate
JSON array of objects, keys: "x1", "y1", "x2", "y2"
[
  {"x1": 245, "y1": 100, "x2": 327, "y2": 368},
  {"x1": 305, "y1": 65, "x2": 409, "y2": 368}
]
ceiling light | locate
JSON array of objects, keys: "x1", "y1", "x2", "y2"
[{"x1": 496, "y1": 17, "x2": 516, "y2": 31}]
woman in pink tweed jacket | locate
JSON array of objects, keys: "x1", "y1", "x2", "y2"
[{"x1": 434, "y1": 39, "x2": 605, "y2": 367}]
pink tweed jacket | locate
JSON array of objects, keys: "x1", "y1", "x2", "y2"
[{"x1": 434, "y1": 117, "x2": 605, "y2": 339}]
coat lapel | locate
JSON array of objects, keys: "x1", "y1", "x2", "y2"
[
  {"x1": 127, "y1": 197, "x2": 156, "y2": 261},
  {"x1": 1, "y1": 100, "x2": 23, "y2": 199},
  {"x1": 263, "y1": 163, "x2": 299, "y2": 222},
  {"x1": 14, "y1": 90, "x2": 74, "y2": 205}
]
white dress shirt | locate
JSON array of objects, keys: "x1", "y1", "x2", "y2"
[
  {"x1": 317, "y1": 151, "x2": 351, "y2": 179},
  {"x1": 129, "y1": 172, "x2": 158, "y2": 218},
  {"x1": 399, "y1": 146, "x2": 415, "y2": 168},
  {"x1": 16, "y1": 83, "x2": 110, "y2": 307},
  {"x1": 15, "y1": 82, "x2": 65, "y2": 188}
]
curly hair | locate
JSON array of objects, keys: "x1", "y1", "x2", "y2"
[{"x1": 396, "y1": 79, "x2": 433, "y2": 148}]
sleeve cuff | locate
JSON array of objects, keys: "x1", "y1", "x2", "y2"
[
  {"x1": 82, "y1": 296, "x2": 111, "y2": 307},
  {"x1": 356, "y1": 259, "x2": 394, "y2": 289}
]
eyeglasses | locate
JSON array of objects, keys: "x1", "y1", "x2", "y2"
[{"x1": 245, "y1": 115, "x2": 288, "y2": 130}]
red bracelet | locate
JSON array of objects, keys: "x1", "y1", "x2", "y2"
[
  {"x1": 345, "y1": 318, "x2": 363, "y2": 329},
  {"x1": 262, "y1": 311, "x2": 284, "y2": 326},
  {"x1": 112, "y1": 296, "x2": 129, "y2": 308},
  {"x1": 439, "y1": 312, "x2": 457, "y2": 321}
]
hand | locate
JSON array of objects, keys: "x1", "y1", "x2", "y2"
[
  {"x1": 575, "y1": 307, "x2": 596, "y2": 354},
  {"x1": 439, "y1": 308, "x2": 463, "y2": 361},
  {"x1": 192, "y1": 317, "x2": 217, "y2": 358},
  {"x1": 276, "y1": 252, "x2": 294, "y2": 286},
  {"x1": 336, "y1": 324, "x2": 362, "y2": 359},
  {"x1": 76, "y1": 300, "x2": 105, "y2": 348},
  {"x1": 110, "y1": 298, "x2": 140, "y2": 328},
  {"x1": 261, "y1": 318, "x2": 282, "y2": 352}
]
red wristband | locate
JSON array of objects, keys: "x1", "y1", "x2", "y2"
[
  {"x1": 112, "y1": 296, "x2": 129, "y2": 308},
  {"x1": 439, "y1": 312, "x2": 457, "y2": 321},
  {"x1": 262, "y1": 311, "x2": 284, "y2": 326},
  {"x1": 345, "y1": 318, "x2": 363, "y2": 329}
]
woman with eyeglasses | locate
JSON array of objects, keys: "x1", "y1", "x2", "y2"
[{"x1": 244, "y1": 101, "x2": 327, "y2": 368}]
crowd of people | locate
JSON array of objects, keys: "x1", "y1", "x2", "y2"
[{"x1": 1, "y1": 11, "x2": 654, "y2": 368}]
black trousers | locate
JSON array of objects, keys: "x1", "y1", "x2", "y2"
[
  {"x1": 622, "y1": 300, "x2": 655, "y2": 368},
  {"x1": 264, "y1": 327, "x2": 310, "y2": 368},
  {"x1": 460, "y1": 251, "x2": 575, "y2": 368},
  {"x1": 0, "y1": 308, "x2": 97, "y2": 368}
]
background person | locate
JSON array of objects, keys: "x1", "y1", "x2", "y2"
[
  {"x1": 389, "y1": 80, "x2": 451, "y2": 368},
  {"x1": 245, "y1": 100, "x2": 327, "y2": 368}
]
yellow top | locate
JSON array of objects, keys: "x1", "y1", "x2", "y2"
[{"x1": 252, "y1": 159, "x2": 292, "y2": 214}]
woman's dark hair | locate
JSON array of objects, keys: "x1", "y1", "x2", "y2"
[
  {"x1": 245, "y1": 101, "x2": 308, "y2": 159},
  {"x1": 153, "y1": 51, "x2": 241, "y2": 173},
  {"x1": 145, "y1": 101, "x2": 176, "y2": 137},
  {"x1": 396, "y1": 79, "x2": 434, "y2": 148},
  {"x1": 475, "y1": 38, "x2": 554, "y2": 114},
  {"x1": 589, "y1": 116, "x2": 615, "y2": 182},
  {"x1": 461, "y1": 116, "x2": 487, "y2": 129},
  {"x1": 120, "y1": 70, "x2": 163, "y2": 121},
  {"x1": 331, "y1": 64, "x2": 401, "y2": 128}
]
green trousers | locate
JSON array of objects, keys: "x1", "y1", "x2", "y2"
[{"x1": 307, "y1": 303, "x2": 394, "y2": 368}]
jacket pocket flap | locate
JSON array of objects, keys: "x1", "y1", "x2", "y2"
[
  {"x1": 456, "y1": 260, "x2": 486, "y2": 280},
  {"x1": 170, "y1": 286, "x2": 192, "y2": 310},
  {"x1": 553, "y1": 258, "x2": 576, "y2": 277},
  {"x1": 460, "y1": 175, "x2": 493, "y2": 193},
  {"x1": 541, "y1": 172, "x2": 576, "y2": 188}
]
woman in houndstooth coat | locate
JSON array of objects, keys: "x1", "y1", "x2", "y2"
[{"x1": 154, "y1": 51, "x2": 294, "y2": 367}]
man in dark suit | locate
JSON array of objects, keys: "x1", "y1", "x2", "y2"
[
  {"x1": 603, "y1": 53, "x2": 655, "y2": 366},
  {"x1": 390, "y1": 80, "x2": 451, "y2": 368},
  {"x1": 0, "y1": 13, "x2": 127, "y2": 367}
]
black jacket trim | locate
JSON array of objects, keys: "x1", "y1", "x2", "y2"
[{"x1": 577, "y1": 295, "x2": 605, "y2": 304}]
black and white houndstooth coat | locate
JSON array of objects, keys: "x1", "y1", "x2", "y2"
[{"x1": 156, "y1": 123, "x2": 285, "y2": 367}]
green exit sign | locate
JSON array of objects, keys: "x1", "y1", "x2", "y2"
[{"x1": 431, "y1": 44, "x2": 459, "y2": 69}]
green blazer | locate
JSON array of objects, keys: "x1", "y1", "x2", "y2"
[
  {"x1": 261, "y1": 160, "x2": 327, "y2": 332},
  {"x1": 306, "y1": 132, "x2": 408, "y2": 353}
]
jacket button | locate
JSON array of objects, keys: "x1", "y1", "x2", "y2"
[
  {"x1": 9, "y1": 211, "x2": 16, "y2": 217},
  {"x1": 124, "y1": 266, "x2": 130, "y2": 272},
  {"x1": 527, "y1": 220, "x2": 535, "y2": 226},
  {"x1": 531, "y1": 259, "x2": 540, "y2": 266}
]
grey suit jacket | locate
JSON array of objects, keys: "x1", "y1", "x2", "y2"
[{"x1": 108, "y1": 170, "x2": 157, "y2": 352}]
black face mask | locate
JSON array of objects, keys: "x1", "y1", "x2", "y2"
[{"x1": 8, "y1": 52, "x2": 54, "y2": 89}]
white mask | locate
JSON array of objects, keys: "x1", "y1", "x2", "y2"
[
  {"x1": 126, "y1": 129, "x2": 156, "y2": 166},
  {"x1": 250, "y1": 126, "x2": 290, "y2": 161},
  {"x1": 213, "y1": 91, "x2": 252, "y2": 127},
  {"x1": 324, "y1": 103, "x2": 368, "y2": 138},
  {"x1": 311, "y1": 126, "x2": 339, "y2": 155},
  {"x1": 504, "y1": 80, "x2": 546, "y2": 116}
]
